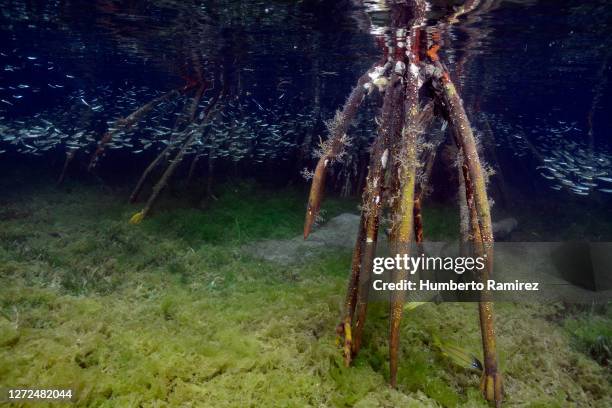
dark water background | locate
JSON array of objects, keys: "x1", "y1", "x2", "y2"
[{"x1": 1, "y1": 0, "x2": 612, "y2": 238}]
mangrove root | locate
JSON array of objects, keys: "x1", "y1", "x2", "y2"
[
  {"x1": 128, "y1": 84, "x2": 206, "y2": 203},
  {"x1": 88, "y1": 85, "x2": 193, "y2": 171},
  {"x1": 304, "y1": 62, "x2": 388, "y2": 238},
  {"x1": 429, "y1": 51, "x2": 502, "y2": 405},
  {"x1": 130, "y1": 89, "x2": 221, "y2": 223},
  {"x1": 302, "y1": 1, "x2": 503, "y2": 405},
  {"x1": 57, "y1": 150, "x2": 76, "y2": 185}
]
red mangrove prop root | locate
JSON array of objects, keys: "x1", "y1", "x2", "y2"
[{"x1": 302, "y1": 1, "x2": 503, "y2": 404}]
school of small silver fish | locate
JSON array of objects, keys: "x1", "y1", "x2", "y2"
[
  {"x1": 0, "y1": 92, "x2": 318, "y2": 164},
  {"x1": 0, "y1": 46, "x2": 320, "y2": 165},
  {"x1": 0, "y1": 1, "x2": 364, "y2": 167},
  {"x1": 481, "y1": 112, "x2": 612, "y2": 197},
  {"x1": 1, "y1": 2, "x2": 610, "y2": 200}
]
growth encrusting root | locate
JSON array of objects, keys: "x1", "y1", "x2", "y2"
[{"x1": 304, "y1": 0, "x2": 503, "y2": 405}]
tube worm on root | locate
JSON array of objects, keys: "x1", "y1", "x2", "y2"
[
  {"x1": 129, "y1": 89, "x2": 221, "y2": 224},
  {"x1": 303, "y1": 63, "x2": 386, "y2": 239},
  {"x1": 428, "y1": 50, "x2": 502, "y2": 405}
]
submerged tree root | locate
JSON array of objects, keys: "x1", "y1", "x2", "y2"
[
  {"x1": 130, "y1": 88, "x2": 221, "y2": 224},
  {"x1": 57, "y1": 150, "x2": 76, "y2": 185},
  {"x1": 338, "y1": 208, "x2": 366, "y2": 366},
  {"x1": 304, "y1": 61, "x2": 388, "y2": 238},
  {"x1": 304, "y1": 0, "x2": 503, "y2": 405},
  {"x1": 429, "y1": 49, "x2": 502, "y2": 405},
  {"x1": 128, "y1": 84, "x2": 206, "y2": 204},
  {"x1": 88, "y1": 85, "x2": 191, "y2": 172}
]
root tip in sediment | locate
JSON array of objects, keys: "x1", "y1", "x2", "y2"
[{"x1": 303, "y1": 215, "x2": 314, "y2": 239}]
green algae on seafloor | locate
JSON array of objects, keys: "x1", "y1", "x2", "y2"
[
  {"x1": 0, "y1": 183, "x2": 610, "y2": 407},
  {"x1": 564, "y1": 310, "x2": 612, "y2": 366}
]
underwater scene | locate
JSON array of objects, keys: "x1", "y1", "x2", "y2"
[{"x1": 1, "y1": 0, "x2": 611, "y2": 406}]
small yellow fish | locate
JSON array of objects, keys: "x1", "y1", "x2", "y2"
[
  {"x1": 129, "y1": 210, "x2": 144, "y2": 225},
  {"x1": 433, "y1": 334, "x2": 483, "y2": 372},
  {"x1": 404, "y1": 302, "x2": 428, "y2": 312}
]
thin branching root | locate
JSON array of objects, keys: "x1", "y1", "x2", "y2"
[{"x1": 303, "y1": 0, "x2": 503, "y2": 406}]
